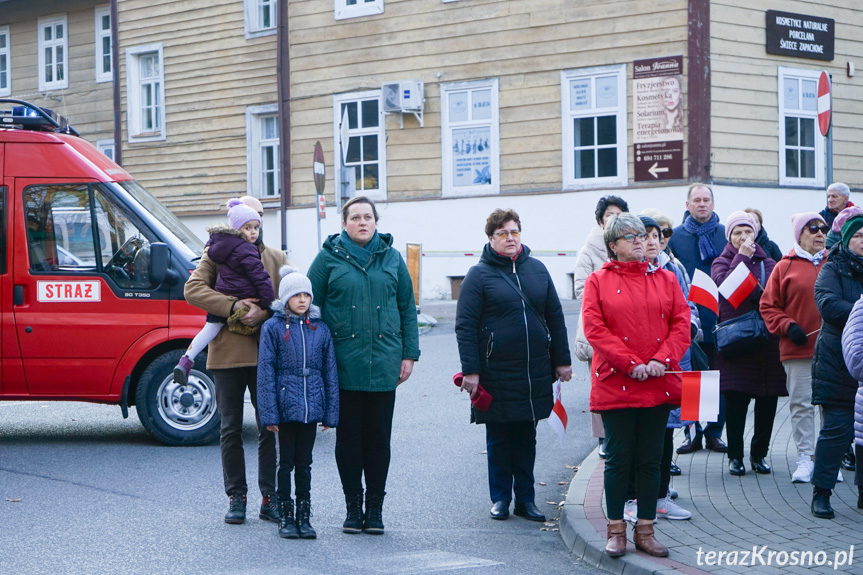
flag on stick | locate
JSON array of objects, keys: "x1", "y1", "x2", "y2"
[
  {"x1": 688, "y1": 269, "x2": 719, "y2": 315},
  {"x1": 547, "y1": 380, "x2": 567, "y2": 445},
  {"x1": 680, "y1": 371, "x2": 721, "y2": 422},
  {"x1": 718, "y1": 261, "x2": 757, "y2": 309}
]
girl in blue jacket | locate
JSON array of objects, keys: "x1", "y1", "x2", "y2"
[{"x1": 257, "y1": 266, "x2": 339, "y2": 540}]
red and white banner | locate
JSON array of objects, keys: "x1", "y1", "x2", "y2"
[
  {"x1": 680, "y1": 371, "x2": 720, "y2": 422},
  {"x1": 547, "y1": 380, "x2": 567, "y2": 445},
  {"x1": 688, "y1": 269, "x2": 719, "y2": 315},
  {"x1": 718, "y1": 262, "x2": 757, "y2": 309}
]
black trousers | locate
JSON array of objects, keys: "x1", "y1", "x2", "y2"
[
  {"x1": 813, "y1": 404, "x2": 857, "y2": 490},
  {"x1": 212, "y1": 367, "x2": 276, "y2": 497},
  {"x1": 275, "y1": 422, "x2": 317, "y2": 501},
  {"x1": 335, "y1": 389, "x2": 396, "y2": 496},
  {"x1": 724, "y1": 391, "x2": 778, "y2": 461},
  {"x1": 485, "y1": 421, "x2": 537, "y2": 504},
  {"x1": 601, "y1": 405, "x2": 670, "y2": 521}
]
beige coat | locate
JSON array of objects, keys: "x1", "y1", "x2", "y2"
[
  {"x1": 184, "y1": 244, "x2": 288, "y2": 369},
  {"x1": 574, "y1": 225, "x2": 607, "y2": 362}
]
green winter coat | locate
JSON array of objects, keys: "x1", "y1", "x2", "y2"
[{"x1": 308, "y1": 232, "x2": 420, "y2": 392}]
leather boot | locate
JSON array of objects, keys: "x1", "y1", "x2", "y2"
[
  {"x1": 811, "y1": 487, "x2": 835, "y2": 519},
  {"x1": 278, "y1": 498, "x2": 299, "y2": 539},
  {"x1": 342, "y1": 492, "x2": 364, "y2": 534},
  {"x1": 364, "y1": 492, "x2": 385, "y2": 534},
  {"x1": 634, "y1": 522, "x2": 669, "y2": 557},
  {"x1": 605, "y1": 522, "x2": 627, "y2": 557},
  {"x1": 224, "y1": 493, "x2": 246, "y2": 524},
  {"x1": 296, "y1": 499, "x2": 316, "y2": 539}
]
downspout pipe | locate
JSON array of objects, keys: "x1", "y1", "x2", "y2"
[
  {"x1": 110, "y1": 0, "x2": 122, "y2": 166},
  {"x1": 277, "y1": 0, "x2": 292, "y2": 253}
]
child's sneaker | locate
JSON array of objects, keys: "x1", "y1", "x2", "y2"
[
  {"x1": 656, "y1": 495, "x2": 692, "y2": 520},
  {"x1": 173, "y1": 355, "x2": 194, "y2": 386},
  {"x1": 623, "y1": 499, "x2": 637, "y2": 524}
]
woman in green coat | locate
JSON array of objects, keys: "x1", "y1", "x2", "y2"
[{"x1": 308, "y1": 196, "x2": 420, "y2": 535}]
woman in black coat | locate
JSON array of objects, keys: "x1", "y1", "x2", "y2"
[
  {"x1": 810, "y1": 215, "x2": 863, "y2": 518},
  {"x1": 455, "y1": 209, "x2": 571, "y2": 522}
]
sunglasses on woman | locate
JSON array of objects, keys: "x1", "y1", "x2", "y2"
[
  {"x1": 661, "y1": 228, "x2": 674, "y2": 238},
  {"x1": 807, "y1": 224, "x2": 829, "y2": 235}
]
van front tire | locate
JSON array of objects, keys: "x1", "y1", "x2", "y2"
[{"x1": 136, "y1": 350, "x2": 220, "y2": 446}]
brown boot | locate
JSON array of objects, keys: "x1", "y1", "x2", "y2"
[
  {"x1": 634, "y1": 522, "x2": 668, "y2": 557},
  {"x1": 605, "y1": 522, "x2": 627, "y2": 557}
]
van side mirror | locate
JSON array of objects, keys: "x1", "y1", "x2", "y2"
[{"x1": 149, "y1": 242, "x2": 169, "y2": 285}]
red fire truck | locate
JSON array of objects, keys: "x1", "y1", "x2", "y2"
[{"x1": 1, "y1": 99, "x2": 218, "y2": 445}]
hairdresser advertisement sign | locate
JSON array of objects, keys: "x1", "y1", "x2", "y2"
[{"x1": 633, "y1": 56, "x2": 684, "y2": 181}]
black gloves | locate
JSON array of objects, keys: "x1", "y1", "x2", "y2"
[
  {"x1": 788, "y1": 323, "x2": 808, "y2": 346},
  {"x1": 690, "y1": 323, "x2": 698, "y2": 339}
]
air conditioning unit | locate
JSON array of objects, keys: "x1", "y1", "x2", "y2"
[{"x1": 382, "y1": 81, "x2": 424, "y2": 112}]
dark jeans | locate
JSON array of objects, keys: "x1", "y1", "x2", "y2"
[
  {"x1": 813, "y1": 405, "x2": 856, "y2": 490},
  {"x1": 485, "y1": 421, "x2": 537, "y2": 504},
  {"x1": 724, "y1": 391, "x2": 778, "y2": 460},
  {"x1": 626, "y1": 427, "x2": 674, "y2": 502},
  {"x1": 602, "y1": 405, "x2": 670, "y2": 521},
  {"x1": 693, "y1": 343, "x2": 726, "y2": 440},
  {"x1": 276, "y1": 422, "x2": 317, "y2": 501},
  {"x1": 336, "y1": 389, "x2": 396, "y2": 496},
  {"x1": 212, "y1": 367, "x2": 276, "y2": 497}
]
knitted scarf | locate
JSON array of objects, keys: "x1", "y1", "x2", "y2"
[
  {"x1": 339, "y1": 229, "x2": 381, "y2": 267},
  {"x1": 682, "y1": 212, "x2": 720, "y2": 263}
]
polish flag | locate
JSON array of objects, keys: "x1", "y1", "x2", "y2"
[
  {"x1": 688, "y1": 269, "x2": 719, "y2": 315},
  {"x1": 718, "y1": 262, "x2": 757, "y2": 309},
  {"x1": 680, "y1": 371, "x2": 721, "y2": 422},
  {"x1": 547, "y1": 380, "x2": 567, "y2": 445}
]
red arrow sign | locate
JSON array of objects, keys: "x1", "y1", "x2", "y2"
[{"x1": 817, "y1": 71, "x2": 831, "y2": 137}]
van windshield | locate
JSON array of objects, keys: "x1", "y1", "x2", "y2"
[{"x1": 114, "y1": 180, "x2": 205, "y2": 257}]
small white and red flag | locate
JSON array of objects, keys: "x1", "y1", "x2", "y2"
[
  {"x1": 547, "y1": 380, "x2": 567, "y2": 445},
  {"x1": 688, "y1": 268, "x2": 719, "y2": 315},
  {"x1": 718, "y1": 261, "x2": 757, "y2": 309},
  {"x1": 680, "y1": 371, "x2": 721, "y2": 422}
]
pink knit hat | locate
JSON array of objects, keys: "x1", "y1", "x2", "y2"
[
  {"x1": 791, "y1": 212, "x2": 826, "y2": 242},
  {"x1": 832, "y1": 206, "x2": 863, "y2": 233},
  {"x1": 724, "y1": 211, "x2": 757, "y2": 241},
  {"x1": 227, "y1": 198, "x2": 261, "y2": 231}
]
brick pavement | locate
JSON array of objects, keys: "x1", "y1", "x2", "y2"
[{"x1": 560, "y1": 398, "x2": 863, "y2": 574}]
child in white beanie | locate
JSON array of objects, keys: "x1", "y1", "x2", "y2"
[
  {"x1": 174, "y1": 198, "x2": 275, "y2": 385},
  {"x1": 257, "y1": 266, "x2": 339, "y2": 540}
]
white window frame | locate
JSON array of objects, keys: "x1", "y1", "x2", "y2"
[
  {"x1": 245, "y1": 104, "x2": 281, "y2": 199},
  {"x1": 243, "y1": 0, "x2": 277, "y2": 39},
  {"x1": 560, "y1": 64, "x2": 628, "y2": 190},
  {"x1": 94, "y1": 6, "x2": 112, "y2": 83},
  {"x1": 0, "y1": 26, "x2": 10, "y2": 97},
  {"x1": 96, "y1": 139, "x2": 115, "y2": 161},
  {"x1": 778, "y1": 67, "x2": 825, "y2": 188},
  {"x1": 440, "y1": 79, "x2": 500, "y2": 197},
  {"x1": 333, "y1": 90, "x2": 387, "y2": 201},
  {"x1": 125, "y1": 43, "x2": 166, "y2": 143},
  {"x1": 335, "y1": 0, "x2": 384, "y2": 21},
  {"x1": 38, "y1": 14, "x2": 69, "y2": 92}
]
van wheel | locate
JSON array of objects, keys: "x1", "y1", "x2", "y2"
[{"x1": 136, "y1": 350, "x2": 220, "y2": 446}]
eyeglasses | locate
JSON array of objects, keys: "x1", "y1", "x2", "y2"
[
  {"x1": 616, "y1": 233, "x2": 647, "y2": 243},
  {"x1": 806, "y1": 224, "x2": 829, "y2": 235},
  {"x1": 661, "y1": 228, "x2": 674, "y2": 238},
  {"x1": 492, "y1": 230, "x2": 521, "y2": 239}
]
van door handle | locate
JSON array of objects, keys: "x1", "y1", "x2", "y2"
[{"x1": 13, "y1": 285, "x2": 24, "y2": 306}]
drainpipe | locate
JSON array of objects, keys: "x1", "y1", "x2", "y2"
[
  {"x1": 110, "y1": 0, "x2": 122, "y2": 166},
  {"x1": 277, "y1": 0, "x2": 292, "y2": 252},
  {"x1": 687, "y1": 0, "x2": 710, "y2": 182}
]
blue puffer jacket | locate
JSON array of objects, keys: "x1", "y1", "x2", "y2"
[
  {"x1": 841, "y1": 296, "x2": 863, "y2": 447},
  {"x1": 257, "y1": 303, "x2": 339, "y2": 428}
]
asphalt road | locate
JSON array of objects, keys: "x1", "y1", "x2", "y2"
[{"x1": 0, "y1": 300, "x2": 602, "y2": 575}]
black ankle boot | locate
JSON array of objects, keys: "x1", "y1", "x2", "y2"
[
  {"x1": 811, "y1": 487, "x2": 835, "y2": 519},
  {"x1": 363, "y1": 492, "x2": 385, "y2": 534},
  {"x1": 278, "y1": 498, "x2": 299, "y2": 539},
  {"x1": 296, "y1": 499, "x2": 316, "y2": 539},
  {"x1": 343, "y1": 492, "x2": 364, "y2": 534},
  {"x1": 225, "y1": 493, "x2": 247, "y2": 524}
]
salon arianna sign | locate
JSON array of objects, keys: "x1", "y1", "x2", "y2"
[{"x1": 633, "y1": 56, "x2": 684, "y2": 182}]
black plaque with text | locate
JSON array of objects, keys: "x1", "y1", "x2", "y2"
[{"x1": 766, "y1": 10, "x2": 834, "y2": 61}]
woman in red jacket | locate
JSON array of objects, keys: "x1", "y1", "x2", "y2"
[{"x1": 583, "y1": 213, "x2": 690, "y2": 559}]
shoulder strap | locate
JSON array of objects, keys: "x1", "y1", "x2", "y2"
[{"x1": 481, "y1": 261, "x2": 548, "y2": 333}]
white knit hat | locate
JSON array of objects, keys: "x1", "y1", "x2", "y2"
[{"x1": 278, "y1": 265, "x2": 313, "y2": 304}]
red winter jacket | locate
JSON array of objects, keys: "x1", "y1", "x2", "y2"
[{"x1": 583, "y1": 260, "x2": 691, "y2": 412}]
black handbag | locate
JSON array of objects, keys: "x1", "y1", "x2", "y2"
[{"x1": 713, "y1": 261, "x2": 767, "y2": 359}]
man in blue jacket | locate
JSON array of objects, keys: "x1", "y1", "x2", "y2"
[{"x1": 668, "y1": 183, "x2": 728, "y2": 454}]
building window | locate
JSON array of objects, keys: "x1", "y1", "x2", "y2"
[
  {"x1": 0, "y1": 26, "x2": 10, "y2": 97},
  {"x1": 125, "y1": 44, "x2": 166, "y2": 143},
  {"x1": 440, "y1": 79, "x2": 499, "y2": 197},
  {"x1": 335, "y1": 0, "x2": 384, "y2": 21},
  {"x1": 246, "y1": 104, "x2": 281, "y2": 198},
  {"x1": 333, "y1": 91, "x2": 386, "y2": 200},
  {"x1": 95, "y1": 6, "x2": 112, "y2": 83},
  {"x1": 561, "y1": 65, "x2": 627, "y2": 189},
  {"x1": 97, "y1": 139, "x2": 115, "y2": 161},
  {"x1": 779, "y1": 67, "x2": 825, "y2": 187},
  {"x1": 38, "y1": 15, "x2": 68, "y2": 92},
  {"x1": 244, "y1": 0, "x2": 277, "y2": 38}
]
